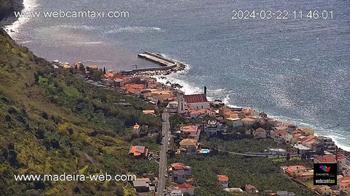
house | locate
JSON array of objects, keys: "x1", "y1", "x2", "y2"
[
  {"x1": 129, "y1": 146, "x2": 149, "y2": 158},
  {"x1": 217, "y1": 175, "x2": 229, "y2": 188},
  {"x1": 314, "y1": 154, "x2": 337, "y2": 164},
  {"x1": 241, "y1": 117, "x2": 257, "y2": 128},
  {"x1": 169, "y1": 183, "x2": 195, "y2": 196},
  {"x1": 318, "y1": 136, "x2": 337, "y2": 154},
  {"x1": 253, "y1": 127, "x2": 267, "y2": 139},
  {"x1": 272, "y1": 130, "x2": 292, "y2": 144},
  {"x1": 244, "y1": 184, "x2": 259, "y2": 194},
  {"x1": 300, "y1": 135, "x2": 318, "y2": 148},
  {"x1": 142, "y1": 110, "x2": 155, "y2": 115},
  {"x1": 276, "y1": 191, "x2": 296, "y2": 196},
  {"x1": 188, "y1": 108, "x2": 214, "y2": 118},
  {"x1": 179, "y1": 139, "x2": 198, "y2": 154},
  {"x1": 204, "y1": 120, "x2": 226, "y2": 136},
  {"x1": 242, "y1": 107, "x2": 257, "y2": 117},
  {"x1": 339, "y1": 176, "x2": 350, "y2": 194},
  {"x1": 166, "y1": 101, "x2": 178, "y2": 113},
  {"x1": 337, "y1": 153, "x2": 350, "y2": 176},
  {"x1": 220, "y1": 107, "x2": 240, "y2": 119},
  {"x1": 314, "y1": 186, "x2": 332, "y2": 196},
  {"x1": 180, "y1": 125, "x2": 201, "y2": 140},
  {"x1": 282, "y1": 165, "x2": 307, "y2": 177},
  {"x1": 293, "y1": 144, "x2": 313, "y2": 158},
  {"x1": 297, "y1": 128, "x2": 314, "y2": 136},
  {"x1": 168, "y1": 163, "x2": 192, "y2": 183},
  {"x1": 296, "y1": 170, "x2": 314, "y2": 182},
  {"x1": 268, "y1": 148, "x2": 287, "y2": 157},
  {"x1": 124, "y1": 83, "x2": 146, "y2": 94},
  {"x1": 132, "y1": 178, "x2": 151, "y2": 192},
  {"x1": 226, "y1": 118, "x2": 243, "y2": 129},
  {"x1": 223, "y1": 188, "x2": 244, "y2": 193}
]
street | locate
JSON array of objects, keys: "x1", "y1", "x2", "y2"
[{"x1": 157, "y1": 111, "x2": 170, "y2": 196}]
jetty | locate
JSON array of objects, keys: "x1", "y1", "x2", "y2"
[{"x1": 121, "y1": 52, "x2": 186, "y2": 75}]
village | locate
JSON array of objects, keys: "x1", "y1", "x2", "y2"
[{"x1": 52, "y1": 59, "x2": 350, "y2": 196}]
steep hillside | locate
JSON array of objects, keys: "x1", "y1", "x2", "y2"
[{"x1": 0, "y1": 29, "x2": 160, "y2": 195}]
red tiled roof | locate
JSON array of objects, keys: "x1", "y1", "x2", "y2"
[
  {"x1": 171, "y1": 163, "x2": 186, "y2": 170},
  {"x1": 129, "y1": 146, "x2": 147, "y2": 156},
  {"x1": 314, "y1": 155, "x2": 337, "y2": 163},
  {"x1": 184, "y1": 94, "x2": 208, "y2": 103},
  {"x1": 217, "y1": 175, "x2": 229, "y2": 182},
  {"x1": 176, "y1": 183, "x2": 193, "y2": 189},
  {"x1": 180, "y1": 125, "x2": 199, "y2": 134},
  {"x1": 286, "y1": 165, "x2": 306, "y2": 174}
]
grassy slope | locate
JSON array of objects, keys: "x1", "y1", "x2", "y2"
[{"x1": 0, "y1": 29, "x2": 160, "y2": 195}]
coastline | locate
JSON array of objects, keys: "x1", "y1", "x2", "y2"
[
  {"x1": 0, "y1": 0, "x2": 23, "y2": 26},
  {"x1": 148, "y1": 63, "x2": 350, "y2": 152},
  {"x1": 1, "y1": 0, "x2": 348, "y2": 152},
  {"x1": 2, "y1": 0, "x2": 37, "y2": 38}
]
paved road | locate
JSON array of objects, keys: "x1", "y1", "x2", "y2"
[{"x1": 157, "y1": 111, "x2": 170, "y2": 196}]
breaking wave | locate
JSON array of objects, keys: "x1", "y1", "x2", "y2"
[{"x1": 106, "y1": 26, "x2": 164, "y2": 34}]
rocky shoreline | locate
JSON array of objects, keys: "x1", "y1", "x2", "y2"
[{"x1": 0, "y1": 0, "x2": 24, "y2": 26}]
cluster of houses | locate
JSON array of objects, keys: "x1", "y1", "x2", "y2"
[
  {"x1": 167, "y1": 163, "x2": 195, "y2": 196},
  {"x1": 281, "y1": 154, "x2": 350, "y2": 195},
  {"x1": 55, "y1": 61, "x2": 350, "y2": 195}
]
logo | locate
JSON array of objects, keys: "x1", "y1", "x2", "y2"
[
  {"x1": 319, "y1": 165, "x2": 331, "y2": 173},
  {"x1": 314, "y1": 163, "x2": 337, "y2": 185}
]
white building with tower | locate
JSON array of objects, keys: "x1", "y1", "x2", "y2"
[{"x1": 177, "y1": 87, "x2": 210, "y2": 113}]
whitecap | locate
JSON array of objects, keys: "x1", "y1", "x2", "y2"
[{"x1": 106, "y1": 26, "x2": 164, "y2": 34}]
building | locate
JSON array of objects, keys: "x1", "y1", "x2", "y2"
[
  {"x1": 244, "y1": 184, "x2": 259, "y2": 194},
  {"x1": 281, "y1": 165, "x2": 307, "y2": 177},
  {"x1": 297, "y1": 128, "x2": 314, "y2": 136},
  {"x1": 339, "y1": 176, "x2": 350, "y2": 194},
  {"x1": 166, "y1": 101, "x2": 179, "y2": 113},
  {"x1": 318, "y1": 136, "x2": 337, "y2": 154},
  {"x1": 217, "y1": 175, "x2": 229, "y2": 188},
  {"x1": 272, "y1": 130, "x2": 292, "y2": 144},
  {"x1": 293, "y1": 144, "x2": 313, "y2": 159},
  {"x1": 169, "y1": 183, "x2": 194, "y2": 196},
  {"x1": 132, "y1": 178, "x2": 152, "y2": 192},
  {"x1": 142, "y1": 110, "x2": 155, "y2": 115},
  {"x1": 223, "y1": 188, "x2": 243, "y2": 193},
  {"x1": 314, "y1": 186, "x2": 332, "y2": 196},
  {"x1": 177, "y1": 87, "x2": 210, "y2": 113},
  {"x1": 241, "y1": 117, "x2": 258, "y2": 128},
  {"x1": 124, "y1": 83, "x2": 146, "y2": 94},
  {"x1": 253, "y1": 127, "x2": 267, "y2": 139},
  {"x1": 204, "y1": 120, "x2": 226, "y2": 136},
  {"x1": 314, "y1": 154, "x2": 337, "y2": 164},
  {"x1": 296, "y1": 170, "x2": 314, "y2": 182},
  {"x1": 180, "y1": 125, "x2": 201, "y2": 140},
  {"x1": 168, "y1": 163, "x2": 192, "y2": 183},
  {"x1": 226, "y1": 117, "x2": 243, "y2": 129},
  {"x1": 129, "y1": 146, "x2": 149, "y2": 158},
  {"x1": 276, "y1": 191, "x2": 296, "y2": 196},
  {"x1": 179, "y1": 139, "x2": 198, "y2": 154}
]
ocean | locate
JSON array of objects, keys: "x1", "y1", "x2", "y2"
[{"x1": 5, "y1": 0, "x2": 350, "y2": 150}]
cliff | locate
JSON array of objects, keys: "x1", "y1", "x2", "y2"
[{"x1": 0, "y1": 5, "x2": 159, "y2": 195}]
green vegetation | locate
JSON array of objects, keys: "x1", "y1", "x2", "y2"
[
  {"x1": 169, "y1": 113, "x2": 313, "y2": 195},
  {"x1": 170, "y1": 138, "x2": 314, "y2": 195},
  {"x1": 0, "y1": 28, "x2": 160, "y2": 195}
]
